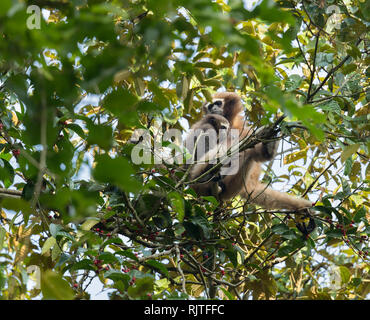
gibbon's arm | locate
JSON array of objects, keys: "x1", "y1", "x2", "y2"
[
  {"x1": 240, "y1": 184, "x2": 312, "y2": 210},
  {"x1": 220, "y1": 156, "x2": 312, "y2": 210}
]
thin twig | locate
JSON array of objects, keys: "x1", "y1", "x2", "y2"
[
  {"x1": 302, "y1": 154, "x2": 341, "y2": 197},
  {"x1": 175, "y1": 245, "x2": 187, "y2": 294},
  {"x1": 0, "y1": 188, "x2": 22, "y2": 198},
  {"x1": 30, "y1": 91, "x2": 48, "y2": 209},
  {"x1": 306, "y1": 32, "x2": 320, "y2": 103},
  {"x1": 122, "y1": 192, "x2": 144, "y2": 227},
  {"x1": 307, "y1": 38, "x2": 363, "y2": 100}
]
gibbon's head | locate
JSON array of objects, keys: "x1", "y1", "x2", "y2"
[
  {"x1": 202, "y1": 99, "x2": 225, "y2": 116},
  {"x1": 202, "y1": 92, "x2": 243, "y2": 125},
  {"x1": 203, "y1": 114, "x2": 230, "y2": 132}
]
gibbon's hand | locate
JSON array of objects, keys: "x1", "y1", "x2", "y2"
[
  {"x1": 254, "y1": 115, "x2": 286, "y2": 161},
  {"x1": 253, "y1": 125, "x2": 281, "y2": 161}
]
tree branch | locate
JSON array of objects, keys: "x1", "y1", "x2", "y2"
[
  {"x1": 0, "y1": 188, "x2": 22, "y2": 198},
  {"x1": 306, "y1": 32, "x2": 320, "y2": 103},
  {"x1": 307, "y1": 38, "x2": 363, "y2": 101}
]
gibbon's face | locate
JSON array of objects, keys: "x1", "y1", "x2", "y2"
[
  {"x1": 206, "y1": 114, "x2": 230, "y2": 131},
  {"x1": 203, "y1": 99, "x2": 225, "y2": 116},
  {"x1": 206, "y1": 114, "x2": 230, "y2": 142},
  {"x1": 218, "y1": 118, "x2": 229, "y2": 131}
]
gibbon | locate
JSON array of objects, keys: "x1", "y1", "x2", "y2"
[{"x1": 189, "y1": 92, "x2": 313, "y2": 211}]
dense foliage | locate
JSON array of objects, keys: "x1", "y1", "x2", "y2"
[{"x1": 0, "y1": 0, "x2": 369, "y2": 300}]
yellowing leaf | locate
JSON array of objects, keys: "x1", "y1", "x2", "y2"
[
  {"x1": 52, "y1": 243, "x2": 61, "y2": 261},
  {"x1": 41, "y1": 270, "x2": 75, "y2": 300},
  {"x1": 80, "y1": 218, "x2": 100, "y2": 231},
  {"x1": 113, "y1": 69, "x2": 131, "y2": 83},
  {"x1": 341, "y1": 143, "x2": 360, "y2": 163},
  {"x1": 284, "y1": 148, "x2": 308, "y2": 164},
  {"x1": 41, "y1": 237, "x2": 56, "y2": 255},
  {"x1": 339, "y1": 266, "x2": 351, "y2": 284}
]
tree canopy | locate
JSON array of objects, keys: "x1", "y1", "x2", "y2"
[{"x1": 0, "y1": 0, "x2": 369, "y2": 300}]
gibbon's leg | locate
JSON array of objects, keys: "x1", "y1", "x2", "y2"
[
  {"x1": 241, "y1": 183, "x2": 312, "y2": 210},
  {"x1": 219, "y1": 151, "x2": 312, "y2": 210},
  {"x1": 218, "y1": 138, "x2": 277, "y2": 202},
  {"x1": 243, "y1": 147, "x2": 312, "y2": 210},
  {"x1": 218, "y1": 151, "x2": 256, "y2": 201}
]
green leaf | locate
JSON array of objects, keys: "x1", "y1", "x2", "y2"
[
  {"x1": 0, "y1": 0, "x2": 11, "y2": 15},
  {"x1": 319, "y1": 100, "x2": 341, "y2": 114},
  {"x1": 272, "y1": 223, "x2": 290, "y2": 235},
  {"x1": 41, "y1": 237, "x2": 56, "y2": 255},
  {"x1": 41, "y1": 270, "x2": 75, "y2": 300},
  {"x1": 285, "y1": 74, "x2": 302, "y2": 92},
  {"x1": 344, "y1": 157, "x2": 353, "y2": 176},
  {"x1": 145, "y1": 259, "x2": 169, "y2": 277},
  {"x1": 154, "y1": 278, "x2": 170, "y2": 291},
  {"x1": 281, "y1": 230, "x2": 298, "y2": 240},
  {"x1": 55, "y1": 230, "x2": 75, "y2": 242},
  {"x1": 0, "y1": 226, "x2": 6, "y2": 251},
  {"x1": 148, "y1": 81, "x2": 170, "y2": 108},
  {"x1": 219, "y1": 287, "x2": 235, "y2": 300},
  {"x1": 352, "y1": 278, "x2": 362, "y2": 287},
  {"x1": 353, "y1": 206, "x2": 366, "y2": 223},
  {"x1": 49, "y1": 223, "x2": 63, "y2": 238},
  {"x1": 224, "y1": 249, "x2": 238, "y2": 268},
  {"x1": 93, "y1": 154, "x2": 140, "y2": 192},
  {"x1": 0, "y1": 158, "x2": 15, "y2": 188},
  {"x1": 200, "y1": 196, "x2": 219, "y2": 207},
  {"x1": 325, "y1": 229, "x2": 343, "y2": 238},
  {"x1": 168, "y1": 192, "x2": 184, "y2": 222},
  {"x1": 99, "y1": 252, "x2": 119, "y2": 264},
  {"x1": 128, "y1": 277, "x2": 154, "y2": 298},
  {"x1": 116, "y1": 249, "x2": 139, "y2": 261},
  {"x1": 315, "y1": 52, "x2": 334, "y2": 67},
  {"x1": 69, "y1": 259, "x2": 95, "y2": 272},
  {"x1": 86, "y1": 122, "x2": 113, "y2": 151},
  {"x1": 341, "y1": 143, "x2": 360, "y2": 163},
  {"x1": 277, "y1": 245, "x2": 295, "y2": 257},
  {"x1": 104, "y1": 270, "x2": 130, "y2": 283},
  {"x1": 66, "y1": 124, "x2": 86, "y2": 139},
  {"x1": 21, "y1": 181, "x2": 35, "y2": 201},
  {"x1": 103, "y1": 88, "x2": 140, "y2": 126}
]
